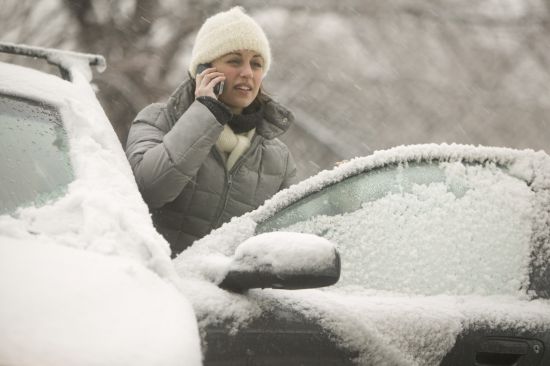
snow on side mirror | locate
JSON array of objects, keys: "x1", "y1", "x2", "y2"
[{"x1": 219, "y1": 232, "x2": 341, "y2": 292}]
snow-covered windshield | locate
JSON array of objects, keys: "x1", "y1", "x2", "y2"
[
  {"x1": 0, "y1": 94, "x2": 73, "y2": 214},
  {"x1": 257, "y1": 161, "x2": 535, "y2": 296}
]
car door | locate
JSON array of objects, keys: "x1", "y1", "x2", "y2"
[{"x1": 252, "y1": 148, "x2": 550, "y2": 365}]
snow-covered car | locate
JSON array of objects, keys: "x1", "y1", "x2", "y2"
[
  {"x1": 175, "y1": 144, "x2": 550, "y2": 365},
  {"x1": 0, "y1": 44, "x2": 202, "y2": 366}
]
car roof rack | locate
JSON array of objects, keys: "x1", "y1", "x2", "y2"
[{"x1": 0, "y1": 42, "x2": 106, "y2": 82}]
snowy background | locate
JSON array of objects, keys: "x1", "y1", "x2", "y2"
[{"x1": 2, "y1": 0, "x2": 550, "y2": 179}]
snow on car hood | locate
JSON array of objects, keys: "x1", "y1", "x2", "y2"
[
  {"x1": 174, "y1": 143, "x2": 550, "y2": 365},
  {"x1": 0, "y1": 237, "x2": 201, "y2": 366},
  {"x1": 0, "y1": 62, "x2": 174, "y2": 278}
]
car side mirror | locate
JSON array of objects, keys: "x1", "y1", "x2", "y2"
[{"x1": 219, "y1": 232, "x2": 341, "y2": 292}]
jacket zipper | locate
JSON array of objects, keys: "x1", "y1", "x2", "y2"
[{"x1": 212, "y1": 134, "x2": 260, "y2": 227}]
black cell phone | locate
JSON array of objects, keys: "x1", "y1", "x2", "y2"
[{"x1": 196, "y1": 63, "x2": 224, "y2": 95}]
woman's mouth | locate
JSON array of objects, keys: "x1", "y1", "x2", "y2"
[{"x1": 234, "y1": 84, "x2": 253, "y2": 92}]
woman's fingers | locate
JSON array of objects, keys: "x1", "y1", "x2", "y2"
[
  {"x1": 197, "y1": 68, "x2": 218, "y2": 85},
  {"x1": 207, "y1": 75, "x2": 225, "y2": 89},
  {"x1": 195, "y1": 69, "x2": 225, "y2": 98},
  {"x1": 201, "y1": 72, "x2": 224, "y2": 85}
]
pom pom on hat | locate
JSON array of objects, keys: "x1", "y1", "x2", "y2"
[{"x1": 188, "y1": 6, "x2": 271, "y2": 78}]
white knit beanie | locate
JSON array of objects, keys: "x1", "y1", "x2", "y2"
[{"x1": 188, "y1": 6, "x2": 271, "y2": 78}]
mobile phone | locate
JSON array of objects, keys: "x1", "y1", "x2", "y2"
[{"x1": 196, "y1": 63, "x2": 224, "y2": 95}]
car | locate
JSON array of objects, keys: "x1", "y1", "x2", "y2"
[
  {"x1": 174, "y1": 143, "x2": 550, "y2": 365},
  {"x1": 0, "y1": 43, "x2": 203, "y2": 366}
]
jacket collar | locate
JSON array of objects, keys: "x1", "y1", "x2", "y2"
[{"x1": 166, "y1": 74, "x2": 294, "y2": 139}]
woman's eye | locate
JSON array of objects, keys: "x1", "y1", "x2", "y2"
[
  {"x1": 228, "y1": 59, "x2": 240, "y2": 65},
  {"x1": 252, "y1": 62, "x2": 263, "y2": 69}
]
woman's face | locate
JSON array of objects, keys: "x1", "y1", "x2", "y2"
[{"x1": 212, "y1": 50, "x2": 264, "y2": 114}]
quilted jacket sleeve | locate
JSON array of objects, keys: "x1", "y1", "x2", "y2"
[{"x1": 125, "y1": 101, "x2": 223, "y2": 209}]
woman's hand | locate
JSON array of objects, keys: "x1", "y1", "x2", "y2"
[{"x1": 195, "y1": 67, "x2": 226, "y2": 99}]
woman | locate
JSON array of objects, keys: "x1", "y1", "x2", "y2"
[{"x1": 125, "y1": 7, "x2": 297, "y2": 256}]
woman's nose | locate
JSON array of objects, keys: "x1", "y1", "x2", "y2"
[{"x1": 240, "y1": 64, "x2": 253, "y2": 77}]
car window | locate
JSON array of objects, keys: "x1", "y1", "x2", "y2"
[
  {"x1": 257, "y1": 161, "x2": 535, "y2": 296},
  {"x1": 0, "y1": 94, "x2": 73, "y2": 215}
]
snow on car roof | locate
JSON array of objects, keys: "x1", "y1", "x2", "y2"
[
  {"x1": 0, "y1": 61, "x2": 81, "y2": 107},
  {"x1": 0, "y1": 42, "x2": 106, "y2": 83},
  {"x1": 249, "y1": 143, "x2": 550, "y2": 223}
]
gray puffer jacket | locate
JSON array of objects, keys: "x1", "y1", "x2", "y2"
[{"x1": 126, "y1": 77, "x2": 297, "y2": 255}]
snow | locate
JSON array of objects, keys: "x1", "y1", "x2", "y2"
[
  {"x1": 0, "y1": 61, "x2": 174, "y2": 276},
  {"x1": 248, "y1": 144, "x2": 550, "y2": 224},
  {"x1": 267, "y1": 289, "x2": 550, "y2": 365},
  {"x1": 231, "y1": 232, "x2": 337, "y2": 275},
  {"x1": 282, "y1": 162, "x2": 535, "y2": 295},
  {"x1": 0, "y1": 238, "x2": 201, "y2": 366},
  {"x1": 0, "y1": 61, "x2": 201, "y2": 364},
  {"x1": 173, "y1": 143, "x2": 550, "y2": 365}
]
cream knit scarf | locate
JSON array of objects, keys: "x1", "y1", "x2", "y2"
[{"x1": 215, "y1": 124, "x2": 256, "y2": 170}]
